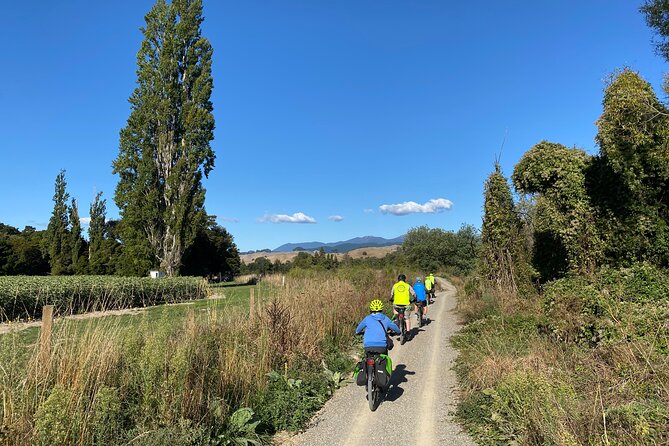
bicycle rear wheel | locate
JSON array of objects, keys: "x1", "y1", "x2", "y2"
[
  {"x1": 367, "y1": 365, "x2": 376, "y2": 411},
  {"x1": 400, "y1": 319, "x2": 406, "y2": 345}
]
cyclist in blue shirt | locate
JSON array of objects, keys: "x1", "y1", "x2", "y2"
[
  {"x1": 356, "y1": 299, "x2": 400, "y2": 355},
  {"x1": 413, "y1": 277, "x2": 429, "y2": 322}
]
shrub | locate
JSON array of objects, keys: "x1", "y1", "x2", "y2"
[
  {"x1": 255, "y1": 371, "x2": 327, "y2": 433},
  {"x1": 92, "y1": 386, "x2": 125, "y2": 444},
  {"x1": 543, "y1": 264, "x2": 669, "y2": 350},
  {"x1": 33, "y1": 385, "x2": 82, "y2": 446}
]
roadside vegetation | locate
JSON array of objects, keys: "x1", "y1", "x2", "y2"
[
  {"x1": 0, "y1": 268, "x2": 391, "y2": 445},
  {"x1": 454, "y1": 3, "x2": 669, "y2": 444}
]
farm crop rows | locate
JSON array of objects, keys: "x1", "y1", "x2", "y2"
[{"x1": 0, "y1": 276, "x2": 208, "y2": 322}]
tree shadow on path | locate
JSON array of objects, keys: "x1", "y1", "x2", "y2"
[{"x1": 383, "y1": 364, "x2": 415, "y2": 403}]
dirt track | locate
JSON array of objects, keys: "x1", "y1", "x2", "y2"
[{"x1": 282, "y1": 278, "x2": 475, "y2": 446}]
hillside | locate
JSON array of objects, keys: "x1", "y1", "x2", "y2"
[
  {"x1": 273, "y1": 235, "x2": 404, "y2": 253},
  {"x1": 240, "y1": 244, "x2": 400, "y2": 264}
]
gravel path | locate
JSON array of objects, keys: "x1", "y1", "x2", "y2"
[{"x1": 282, "y1": 278, "x2": 476, "y2": 446}]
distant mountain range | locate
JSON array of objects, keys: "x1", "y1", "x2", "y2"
[{"x1": 273, "y1": 235, "x2": 405, "y2": 253}]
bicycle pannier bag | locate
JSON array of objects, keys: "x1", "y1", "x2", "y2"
[
  {"x1": 375, "y1": 354, "x2": 392, "y2": 388},
  {"x1": 354, "y1": 360, "x2": 366, "y2": 386}
]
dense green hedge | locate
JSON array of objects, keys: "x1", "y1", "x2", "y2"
[{"x1": 0, "y1": 276, "x2": 209, "y2": 322}]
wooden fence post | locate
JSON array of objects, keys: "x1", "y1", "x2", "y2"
[
  {"x1": 39, "y1": 305, "x2": 54, "y2": 368},
  {"x1": 282, "y1": 275, "x2": 285, "y2": 287}
]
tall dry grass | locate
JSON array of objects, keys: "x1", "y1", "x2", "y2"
[
  {"x1": 454, "y1": 278, "x2": 669, "y2": 446},
  {"x1": 0, "y1": 268, "x2": 391, "y2": 445}
]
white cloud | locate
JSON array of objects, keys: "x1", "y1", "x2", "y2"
[
  {"x1": 259, "y1": 212, "x2": 317, "y2": 224},
  {"x1": 328, "y1": 215, "x2": 344, "y2": 222},
  {"x1": 218, "y1": 216, "x2": 239, "y2": 223},
  {"x1": 79, "y1": 217, "x2": 91, "y2": 225},
  {"x1": 27, "y1": 220, "x2": 48, "y2": 229},
  {"x1": 379, "y1": 198, "x2": 453, "y2": 216},
  {"x1": 363, "y1": 208, "x2": 374, "y2": 214}
]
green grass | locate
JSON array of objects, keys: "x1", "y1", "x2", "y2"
[{"x1": 0, "y1": 283, "x2": 260, "y2": 348}]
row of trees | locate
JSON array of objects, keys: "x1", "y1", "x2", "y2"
[
  {"x1": 401, "y1": 225, "x2": 480, "y2": 275},
  {"x1": 241, "y1": 248, "x2": 339, "y2": 275},
  {"x1": 0, "y1": 169, "x2": 240, "y2": 278},
  {"x1": 240, "y1": 226, "x2": 481, "y2": 277},
  {"x1": 1, "y1": 0, "x2": 235, "y2": 278}
]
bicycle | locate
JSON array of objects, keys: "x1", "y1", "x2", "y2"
[
  {"x1": 365, "y1": 351, "x2": 381, "y2": 411},
  {"x1": 396, "y1": 306, "x2": 408, "y2": 344},
  {"x1": 416, "y1": 301, "x2": 424, "y2": 327}
]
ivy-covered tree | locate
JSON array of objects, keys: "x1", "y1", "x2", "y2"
[
  {"x1": 641, "y1": 0, "x2": 669, "y2": 65},
  {"x1": 45, "y1": 170, "x2": 72, "y2": 275},
  {"x1": 481, "y1": 164, "x2": 525, "y2": 292},
  {"x1": 512, "y1": 142, "x2": 602, "y2": 277},
  {"x1": 113, "y1": 0, "x2": 215, "y2": 276},
  {"x1": 594, "y1": 69, "x2": 669, "y2": 266}
]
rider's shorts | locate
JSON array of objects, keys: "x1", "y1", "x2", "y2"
[
  {"x1": 393, "y1": 304, "x2": 411, "y2": 315},
  {"x1": 364, "y1": 346, "x2": 388, "y2": 355},
  {"x1": 416, "y1": 300, "x2": 427, "y2": 308}
]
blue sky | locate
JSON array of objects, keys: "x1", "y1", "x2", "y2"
[{"x1": 0, "y1": 0, "x2": 666, "y2": 251}]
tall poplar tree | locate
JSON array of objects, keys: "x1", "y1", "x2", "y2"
[
  {"x1": 69, "y1": 199, "x2": 87, "y2": 274},
  {"x1": 113, "y1": 0, "x2": 215, "y2": 276},
  {"x1": 45, "y1": 170, "x2": 72, "y2": 275},
  {"x1": 88, "y1": 192, "x2": 107, "y2": 274}
]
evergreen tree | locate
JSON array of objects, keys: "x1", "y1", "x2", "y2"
[
  {"x1": 181, "y1": 223, "x2": 240, "y2": 278},
  {"x1": 113, "y1": 0, "x2": 215, "y2": 276},
  {"x1": 88, "y1": 192, "x2": 108, "y2": 274},
  {"x1": 45, "y1": 170, "x2": 72, "y2": 275},
  {"x1": 12, "y1": 226, "x2": 49, "y2": 275},
  {"x1": 69, "y1": 199, "x2": 87, "y2": 274}
]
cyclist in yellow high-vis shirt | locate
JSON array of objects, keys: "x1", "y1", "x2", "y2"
[
  {"x1": 425, "y1": 273, "x2": 436, "y2": 303},
  {"x1": 391, "y1": 274, "x2": 416, "y2": 338}
]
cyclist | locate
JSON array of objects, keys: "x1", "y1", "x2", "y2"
[
  {"x1": 425, "y1": 272, "x2": 436, "y2": 303},
  {"x1": 391, "y1": 274, "x2": 416, "y2": 339},
  {"x1": 413, "y1": 276, "x2": 428, "y2": 323},
  {"x1": 355, "y1": 299, "x2": 400, "y2": 355}
]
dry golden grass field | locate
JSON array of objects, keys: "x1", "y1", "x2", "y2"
[{"x1": 240, "y1": 244, "x2": 400, "y2": 264}]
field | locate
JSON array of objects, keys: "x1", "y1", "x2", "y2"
[
  {"x1": 0, "y1": 276, "x2": 208, "y2": 322},
  {"x1": 240, "y1": 244, "x2": 400, "y2": 263},
  {"x1": 0, "y1": 282, "x2": 256, "y2": 341}
]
